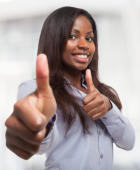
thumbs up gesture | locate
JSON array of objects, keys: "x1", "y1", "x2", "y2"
[
  {"x1": 35, "y1": 54, "x2": 57, "y2": 122},
  {"x1": 5, "y1": 54, "x2": 57, "y2": 159},
  {"x1": 82, "y1": 69, "x2": 111, "y2": 120}
]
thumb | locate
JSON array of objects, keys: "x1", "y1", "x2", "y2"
[
  {"x1": 85, "y1": 69, "x2": 96, "y2": 93},
  {"x1": 36, "y1": 54, "x2": 57, "y2": 119},
  {"x1": 36, "y1": 53, "x2": 50, "y2": 95}
]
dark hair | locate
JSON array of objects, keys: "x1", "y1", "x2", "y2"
[{"x1": 37, "y1": 6, "x2": 122, "y2": 134}]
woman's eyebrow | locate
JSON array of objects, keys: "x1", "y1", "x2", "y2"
[
  {"x1": 71, "y1": 29, "x2": 94, "y2": 35},
  {"x1": 87, "y1": 31, "x2": 94, "y2": 35},
  {"x1": 71, "y1": 29, "x2": 80, "y2": 34}
]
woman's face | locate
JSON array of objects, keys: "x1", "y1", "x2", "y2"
[{"x1": 62, "y1": 15, "x2": 95, "y2": 72}]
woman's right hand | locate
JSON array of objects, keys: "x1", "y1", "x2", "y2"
[{"x1": 5, "y1": 54, "x2": 57, "y2": 160}]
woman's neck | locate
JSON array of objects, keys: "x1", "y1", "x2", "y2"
[
  {"x1": 63, "y1": 69, "x2": 88, "y2": 94},
  {"x1": 63, "y1": 70, "x2": 81, "y2": 86}
]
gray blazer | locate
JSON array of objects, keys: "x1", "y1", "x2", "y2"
[{"x1": 17, "y1": 80, "x2": 135, "y2": 170}]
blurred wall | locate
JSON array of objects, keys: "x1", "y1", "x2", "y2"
[{"x1": 0, "y1": 0, "x2": 140, "y2": 170}]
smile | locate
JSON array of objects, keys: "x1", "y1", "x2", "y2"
[
  {"x1": 76, "y1": 55, "x2": 87, "y2": 59},
  {"x1": 72, "y1": 53, "x2": 89, "y2": 63}
]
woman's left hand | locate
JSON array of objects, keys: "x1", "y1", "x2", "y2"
[{"x1": 82, "y1": 69, "x2": 112, "y2": 120}]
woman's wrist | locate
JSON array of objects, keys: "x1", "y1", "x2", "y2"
[{"x1": 45, "y1": 115, "x2": 56, "y2": 137}]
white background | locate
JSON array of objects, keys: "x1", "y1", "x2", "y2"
[{"x1": 0, "y1": 0, "x2": 140, "y2": 170}]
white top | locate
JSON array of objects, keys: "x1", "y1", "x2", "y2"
[{"x1": 18, "y1": 79, "x2": 135, "y2": 170}]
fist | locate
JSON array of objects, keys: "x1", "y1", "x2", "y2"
[
  {"x1": 5, "y1": 54, "x2": 57, "y2": 159},
  {"x1": 82, "y1": 69, "x2": 111, "y2": 120}
]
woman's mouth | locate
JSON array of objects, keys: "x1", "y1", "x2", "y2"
[{"x1": 72, "y1": 53, "x2": 89, "y2": 63}]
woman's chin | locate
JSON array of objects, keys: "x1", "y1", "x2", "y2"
[{"x1": 75, "y1": 65, "x2": 89, "y2": 71}]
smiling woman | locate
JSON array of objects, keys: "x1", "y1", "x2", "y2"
[
  {"x1": 62, "y1": 15, "x2": 95, "y2": 73},
  {"x1": 5, "y1": 6, "x2": 135, "y2": 170}
]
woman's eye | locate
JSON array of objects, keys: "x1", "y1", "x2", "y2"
[
  {"x1": 69, "y1": 34, "x2": 76, "y2": 40},
  {"x1": 86, "y1": 37, "x2": 94, "y2": 42}
]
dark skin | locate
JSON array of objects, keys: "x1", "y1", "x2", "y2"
[
  {"x1": 5, "y1": 16, "x2": 111, "y2": 160},
  {"x1": 63, "y1": 68, "x2": 111, "y2": 120},
  {"x1": 5, "y1": 54, "x2": 57, "y2": 159},
  {"x1": 62, "y1": 15, "x2": 111, "y2": 119},
  {"x1": 5, "y1": 54, "x2": 111, "y2": 160},
  {"x1": 62, "y1": 15, "x2": 95, "y2": 94}
]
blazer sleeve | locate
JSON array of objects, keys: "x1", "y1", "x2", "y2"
[
  {"x1": 100, "y1": 102, "x2": 135, "y2": 150},
  {"x1": 17, "y1": 79, "x2": 37, "y2": 100}
]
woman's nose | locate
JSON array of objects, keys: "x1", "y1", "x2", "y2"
[{"x1": 77, "y1": 37, "x2": 89, "y2": 50}]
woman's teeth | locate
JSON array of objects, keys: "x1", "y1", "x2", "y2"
[{"x1": 76, "y1": 55, "x2": 87, "y2": 58}]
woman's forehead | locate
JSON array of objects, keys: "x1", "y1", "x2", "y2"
[{"x1": 71, "y1": 15, "x2": 93, "y2": 33}]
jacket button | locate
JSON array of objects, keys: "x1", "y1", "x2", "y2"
[{"x1": 100, "y1": 154, "x2": 103, "y2": 159}]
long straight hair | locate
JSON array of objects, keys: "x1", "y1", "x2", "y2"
[{"x1": 37, "y1": 6, "x2": 122, "y2": 134}]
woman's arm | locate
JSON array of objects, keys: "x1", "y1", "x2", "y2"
[
  {"x1": 100, "y1": 102, "x2": 135, "y2": 150},
  {"x1": 5, "y1": 54, "x2": 57, "y2": 159},
  {"x1": 82, "y1": 69, "x2": 135, "y2": 150}
]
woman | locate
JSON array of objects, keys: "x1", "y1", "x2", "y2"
[{"x1": 5, "y1": 6, "x2": 135, "y2": 170}]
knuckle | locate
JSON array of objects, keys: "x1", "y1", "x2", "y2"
[
  {"x1": 99, "y1": 100, "x2": 104, "y2": 105},
  {"x1": 100, "y1": 102, "x2": 106, "y2": 111},
  {"x1": 32, "y1": 115, "x2": 46, "y2": 131},
  {"x1": 35, "y1": 129, "x2": 46, "y2": 143},
  {"x1": 92, "y1": 115, "x2": 98, "y2": 120},
  {"x1": 94, "y1": 90, "x2": 98, "y2": 95},
  {"x1": 5, "y1": 115, "x2": 15, "y2": 129},
  {"x1": 32, "y1": 121, "x2": 42, "y2": 131},
  {"x1": 14, "y1": 101, "x2": 22, "y2": 111},
  {"x1": 5, "y1": 117, "x2": 11, "y2": 128},
  {"x1": 97, "y1": 97, "x2": 103, "y2": 104},
  {"x1": 82, "y1": 98, "x2": 86, "y2": 104},
  {"x1": 14, "y1": 99, "x2": 30, "y2": 112},
  {"x1": 5, "y1": 114, "x2": 20, "y2": 130}
]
